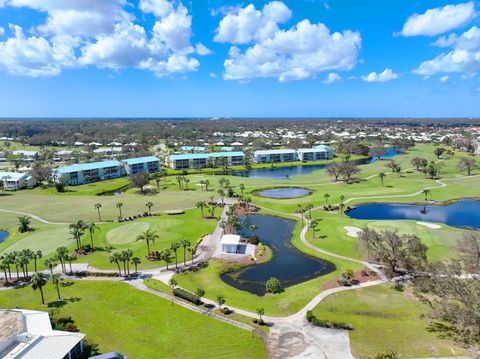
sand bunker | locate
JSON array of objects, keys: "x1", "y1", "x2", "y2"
[
  {"x1": 416, "y1": 221, "x2": 441, "y2": 229},
  {"x1": 344, "y1": 226, "x2": 363, "y2": 238}
]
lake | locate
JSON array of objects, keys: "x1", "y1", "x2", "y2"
[
  {"x1": 346, "y1": 199, "x2": 480, "y2": 229},
  {"x1": 220, "y1": 214, "x2": 336, "y2": 296}
]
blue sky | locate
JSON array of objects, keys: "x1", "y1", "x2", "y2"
[{"x1": 0, "y1": 0, "x2": 479, "y2": 117}]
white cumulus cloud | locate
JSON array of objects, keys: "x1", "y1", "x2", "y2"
[
  {"x1": 414, "y1": 26, "x2": 480, "y2": 76},
  {"x1": 361, "y1": 68, "x2": 399, "y2": 82},
  {"x1": 216, "y1": 2, "x2": 361, "y2": 82},
  {"x1": 440, "y1": 75, "x2": 450, "y2": 83},
  {"x1": 214, "y1": 1, "x2": 291, "y2": 44},
  {"x1": 401, "y1": 2, "x2": 476, "y2": 37},
  {"x1": 323, "y1": 72, "x2": 341, "y2": 84},
  {"x1": 0, "y1": 0, "x2": 201, "y2": 77}
]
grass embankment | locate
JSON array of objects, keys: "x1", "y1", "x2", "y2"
[
  {"x1": 311, "y1": 284, "x2": 472, "y2": 358},
  {"x1": 0, "y1": 209, "x2": 216, "y2": 271},
  {"x1": 0, "y1": 280, "x2": 266, "y2": 359}
]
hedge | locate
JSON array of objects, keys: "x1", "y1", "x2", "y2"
[
  {"x1": 306, "y1": 310, "x2": 353, "y2": 331},
  {"x1": 173, "y1": 288, "x2": 201, "y2": 305}
]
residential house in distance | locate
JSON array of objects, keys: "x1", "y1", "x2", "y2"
[
  {"x1": 0, "y1": 309, "x2": 85, "y2": 359},
  {"x1": 54, "y1": 156, "x2": 160, "y2": 185},
  {"x1": 166, "y1": 152, "x2": 245, "y2": 170},
  {"x1": 253, "y1": 149, "x2": 298, "y2": 163},
  {"x1": 0, "y1": 171, "x2": 36, "y2": 190},
  {"x1": 180, "y1": 146, "x2": 206, "y2": 153}
]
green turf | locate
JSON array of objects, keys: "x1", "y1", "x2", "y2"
[
  {"x1": 1, "y1": 225, "x2": 70, "y2": 254},
  {"x1": 312, "y1": 284, "x2": 472, "y2": 358},
  {"x1": 0, "y1": 280, "x2": 266, "y2": 359},
  {"x1": 106, "y1": 222, "x2": 150, "y2": 245}
]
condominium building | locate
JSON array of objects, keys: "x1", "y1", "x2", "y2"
[
  {"x1": 252, "y1": 149, "x2": 298, "y2": 163},
  {"x1": 54, "y1": 156, "x2": 160, "y2": 185},
  {"x1": 253, "y1": 145, "x2": 334, "y2": 163},
  {"x1": 0, "y1": 172, "x2": 36, "y2": 190},
  {"x1": 166, "y1": 152, "x2": 245, "y2": 170}
]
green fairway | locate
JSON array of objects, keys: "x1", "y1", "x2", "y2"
[
  {"x1": 0, "y1": 209, "x2": 217, "y2": 271},
  {"x1": 106, "y1": 222, "x2": 150, "y2": 245},
  {"x1": 0, "y1": 281, "x2": 266, "y2": 359},
  {"x1": 1, "y1": 225, "x2": 70, "y2": 254},
  {"x1": 311, "y1": 285, "x2": 471, "y2": 358}
]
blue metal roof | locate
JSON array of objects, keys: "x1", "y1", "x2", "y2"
[
  {"x1": 169, "y1": 152, "x2": 244, "y2": 161},
  {"x1": 122, "y1": 156, "x2": 160, "y2": 166},
  {"x1": 55, "y1": 160, "x2": 121, "y2": 174}
]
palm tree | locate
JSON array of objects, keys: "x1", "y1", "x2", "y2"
[
  {"x1": 33, "y1": 250, "x2": 42, "y2": 272},
  {"x1": 184, "y1": 178, "x2": 190, "y2": 190},
  {"x1": 121, "y1": 249, "x2": 133, "y2": 275},
  {"x1": 423, "y1": 188, "x2": 431, "y2": 201},
  {"x1": 170, "y1": 241, "x2": 181, "y2": 269},
  {"x1": 162, "y1": 249, "x2": 173, "y2": 270},
  {"x1": 131, "y1": 257, "x2": 141, "y2": 273},
  {"x1": 67, "y1": 253, "x2": 76, "y2": 274},
  {"x1": 51, "y1": 273, "x2": 62, "y2": 300},
  {"x1": 324, "y1": 193, "x2": 330, "y2": 204},
  {"x1": 146, "y1": 201, "x2": 154, "y2": 214},
  {"x1": 176, "y1": 175, "x2": 183, "y2": 190},
  {"x1": 43, "y1": 258, "x2": 57, "y2": 276},
  {"x1": 56, "y1": 246, "x2": 68, "y2": 273},
  {"x1": 378, "y1": 172, "x2": 386, "y2": 187},
  {"x1": 94, "y1": 203, "x2": 102, "y2": 222},
  {"x1": 109, "y1": 252, "x2": 123, "y2": 276},
  {"x1": 196, "y1": 201, "x2": 207, "y2": 217},
  {"x1": 305, "y1": 203, "x2": 313, "y2": 216},
  {"x1": 216, "y1": 295, "x2": 226, "y2": 310},
  {"x1": 69, "y1": 220, "x2": 86, "y2": 251},
  {"x1": 116, "y1": 202, "x2": 123, "y2": 220},
  {"x1": 18, "y1": 216, "x2": 31, "y2": 233},
  {"x1": 136, "y1": 229, "x2": 159, "y2": 256},
  {"x1": 256, "y1": 307, "x2": 265, "y2": 322},
  {"x1": 239, "y1": 183, "x2": 245, "y2": 199},
  {"x1": 199, "y1": 180, "x2": 205, "y2": 191},
  {"x1": 339, "y1": 195, "x2": 345, "y2": 204},
  {"x1": 339, "y1": 203, "x2": 346, "y2": 216},
  {"x1": 217, "y1": 189, "x2": 225, "y2": 205},
  {"x1": 0, "y1": 260, "x2": 9, "y2": 284},
  {"x1": 204, "y1": 179, "x2": 210, "y2": 191},
  {"x1": 188, "y1": 245, "x2": 197, "y2": 265},
  {"x1": 32, "y1": 272, "x2": 47, "y2": 305},
  {"x1": 181, "y1": 239, "x2": 190, "y2": 266},
  {"x1": 87, "y1": 222, "x2": 98, "y2": 249}
]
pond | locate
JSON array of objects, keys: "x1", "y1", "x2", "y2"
[
  {"x1": 346, "y1": 199, "x2": 480, "y2": 230},
  {"x1": 0, "y1": 230, "x2": 9, "y2": 244},
  {"x1": 370, "y1": 147, "x2": 399, "y2": 163},
  {"x1": 255, "y1": 187, "x2": 312, "y2": 199},
  {"x1": 220, "y1": 214, "x2": 336, "y2": 296}
]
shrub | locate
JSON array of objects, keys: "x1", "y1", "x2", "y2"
[
  {"x1": 55, "y1": 182, "x2": 66, "y2": 192},
  {"x1": 65, "y1": 322, "x2": 79, "y2": 332},
  {"x1": 249, "y1": 236, "x2": 259, "y2": 245},
  {"x1": 221, "y1": 307, "x2": 232, "y2": 315},
  {"x1": 265, "y1": 277, "x2": 283, "y2": 294},
  {"x1": 306, "y1": 311, "x2": 353, "y2": 330},
  {"x1": 173, "y1": 288, "x2": 201, "y2": 305}
]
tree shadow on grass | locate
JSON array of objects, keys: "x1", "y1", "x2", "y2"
[
  {"x1": 48, "y1": 296, "x2": 81, "y2": 308},
  {"x1": 426, "y1": 321, "x2": 458, "y2": 340}
]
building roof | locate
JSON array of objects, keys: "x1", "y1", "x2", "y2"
[
  {"x1": 254, "y1": 149, "x2": 297, "y2": 155},
  {"x1": 180, "y1": 146, "x2": 206, "y2": 151},
  {"x1": 122, "y1": 156, "x2": 160, "y2": 165},
  {"x1": 54, "y1": 160, "x2": 122, "y2": 174},
  {"x1": 0, "y1": 172, "x2": 30, "y2": 181},
  {"x1": 0, "y1": 309, "x2": 85, "y2": 359},
  {"x1": 220, "y1": 234, "x2": 241, "y2": 245},
  {"x1": 169, "y1": 152, "x2": 244, "y2": 161},
  {"x1": 297, "y1": 148, "x2": 328, "y2": 153},
  {"x1": 313, "y1": 145, "x2": 334, "y2": 151}
]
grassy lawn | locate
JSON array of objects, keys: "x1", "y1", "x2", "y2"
[
  {"x1": 0, "y1": 209, "x2": 217, "y2": 271},
  {"x1": 0, "y1": 280, "x2": 266, "y2": 359},
  {"x1": 311, "y1": 284, "x2": 472, "y2": 358}
]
